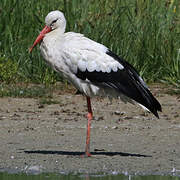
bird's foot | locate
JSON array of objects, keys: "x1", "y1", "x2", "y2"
[
  {"x1": 85, "y1": 152, "x2": 92, "y2": 157},
  {"x1": 81, "y1": 152, "x2": 92, "y2": 158}
]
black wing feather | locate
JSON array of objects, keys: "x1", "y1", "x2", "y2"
[{"x1": 76, "y1": 50, "x2": 162, "y2": 118}]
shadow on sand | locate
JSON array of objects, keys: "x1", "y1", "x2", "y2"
[{"x1": 24, "y1": 150, "x2": 151, "y2": 157}]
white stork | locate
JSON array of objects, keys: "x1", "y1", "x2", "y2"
[{"x1": 30, "y1": 10, "x2": 162, "y2": 157}]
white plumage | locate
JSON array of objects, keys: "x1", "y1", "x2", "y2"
[
  {"x1": 41, "y1": 30, "x2": 124, "y2": 98},
  {"x1": 30, "y1": 10, "x2": 161, "y2": 157}
]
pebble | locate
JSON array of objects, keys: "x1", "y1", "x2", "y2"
[
  {"x1": 112, "y1": 126, "x2": 118, "y2": 129},
  {"x1": 25, "y1": 165, "x2": 43, "y2": 174},
  {"x1": 114, "y1": 111, "x2": 125, "y2": 115},
  {"x1": 10, "y1": 155, "x2": 14, "y2": 159}
]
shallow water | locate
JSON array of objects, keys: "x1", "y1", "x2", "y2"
[{"x1": 0, "y1": 172, "x2": 179, "y2": 180}]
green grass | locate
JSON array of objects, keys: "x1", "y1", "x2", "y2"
[
  {"x1": 166, "y1": 88, "x2": 180, "y2": 95},
  {"x1": 0, "y1": 83, "x2": 53, "y2": 98},
  {"x1": 0, "y1": 0, "x2": 179, "y2": 86},
  {"x1": 0, "y1": 83, "x2": 67, "y2": 105},
  {"x1": 39, "y1": 98, "x2": 60, "y2": 105}
]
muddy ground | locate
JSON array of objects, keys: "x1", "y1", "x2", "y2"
[{"x1": 0, "y1": 84, "x2": 180, "y2": 176}]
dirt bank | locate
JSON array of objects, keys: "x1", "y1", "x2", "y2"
[{"x1": 0, "y1": 85, "x2": 180, "y2": 175}]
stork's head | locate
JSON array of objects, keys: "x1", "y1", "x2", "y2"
[
  {"x1": 29, "y1": 10, "x2": 66, "y2": 53},
  {"x1": 45, "y1": 10, "x2": 66, "y2": 32}
]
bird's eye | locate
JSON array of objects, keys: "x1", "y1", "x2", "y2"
[{"x1": 51, "y1": 19, "x2": 58, "y2": 26}]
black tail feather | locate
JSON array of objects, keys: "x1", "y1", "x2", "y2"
[{"x1": 106, "y1": 50, "x2": 162, "y2": 118}]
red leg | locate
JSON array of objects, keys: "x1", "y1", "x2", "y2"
[{"x1": 84, "y1": 96, "x2": 93, "y2": 157}]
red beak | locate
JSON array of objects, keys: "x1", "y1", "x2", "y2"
[{"x1": 29, "y1": 25, "x2": 51, "y2": 53}]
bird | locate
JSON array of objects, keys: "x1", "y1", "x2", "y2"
[{"x1": 29, "y1": 10, "x2": 162, "y2": 157}]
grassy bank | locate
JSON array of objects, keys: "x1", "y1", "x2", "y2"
[{"x1": 0, "y1": 0, "x2": 179, "y2": 86}]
